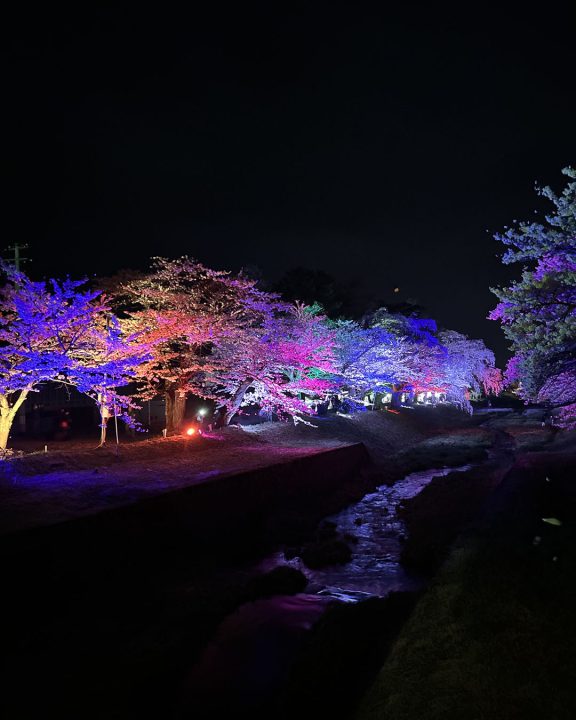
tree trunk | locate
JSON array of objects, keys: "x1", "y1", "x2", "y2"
[
  {"x1": 0, "y1": 415, "x2": 12, "y2": 451},
  {"x1": 99, "y1": 415, "x2": 108, "y2": 446},
  {"x1": 391, "y1": 386, "x2": 403, "y2": 409},
  {"x1": 223, "y1": 380, "x2": 253, "y2": 426},
  {"x1": 0, "y1": 389, "x2": 29, "y2": 450},
  {"x1": 165, "y1": 388, "x2": 187, "y2": 434}
]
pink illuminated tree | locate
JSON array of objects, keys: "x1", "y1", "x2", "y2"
[
  {"x1": 207, "y1": 303, "x2": 339, "y2": 425},
  {"x1": 114, "y1": 257, "x2": 286, "y2": 432}
]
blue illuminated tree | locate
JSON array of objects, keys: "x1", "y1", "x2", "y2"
[
  {"x1": 334, "y1": 313, "x2": 500, "y2": 412},
  {"x1": 0, "y1": 264, "x2": 149, "y2": 449},
  {"x1": 334, "y1": 320, "x2": 406, "y2": 398},
  {"x1": 364, "y1": 310, "x2": 446, "y2": 406}
]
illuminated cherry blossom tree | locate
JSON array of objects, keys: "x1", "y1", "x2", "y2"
[
  {"x1": 439, "y1": 330, "x2": 502, "y2": 411},
  {"x1": 0, "y1": 264, "x2": 149, "y2": 449},
  {"x1": 334, "y1": 313, "x2": 501, "y2": 412},
  {"x1": 334, "y1": 320, "x2": 444, "y2": 405},
  {"x1": 333, "y1": 321, "x2": 401, "y2": 394},
  {"x1": 64, "y1": 315, "x2": 152, "y2": 445},
  {"x1": 490, "y1": 167, "x2": 575, "y2": 426},
  {"x1": 537, "y1": 362, "x2": 576, "y2": 430},
  {"x1": 363, "y1": 311, "x2": 446, "y2": 406},
  {"x1": 114, "y1": 256, "x2": 286, "y2": 432},
  {"x1": 208, "y1": 303, "x2": 338, "y2": 425}
]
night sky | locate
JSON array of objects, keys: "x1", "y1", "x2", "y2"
[{"x1": 6, "y1": 6, "x2": 575, "y2": 363}]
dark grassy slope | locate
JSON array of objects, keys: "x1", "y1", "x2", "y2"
[{"x1": 356, "y1": 449, "x2": 576, "y2": 720}]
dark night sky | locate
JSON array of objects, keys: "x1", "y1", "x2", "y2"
[{"x1": 6, "y1": 6, "x2": 576, "y2": 363}]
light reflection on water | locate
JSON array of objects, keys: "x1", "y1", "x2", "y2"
[{"x1": 256, "y1": 465, "x2": 472, "y2": 603}]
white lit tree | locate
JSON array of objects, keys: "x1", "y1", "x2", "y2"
[{"x1": 439, "y1": 330, "x2": 502, "y2": 412}]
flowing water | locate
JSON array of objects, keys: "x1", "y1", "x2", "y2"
[
  {"x1": 184, "y1": 464, "x2": 473, "y2": 714},
  {"x1": 254, "y1": 464, "x2": 472, "y2": 602}
]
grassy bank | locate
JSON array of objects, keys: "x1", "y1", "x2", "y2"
[{"x1": 356, "y1": 449, "x2": 576, "y2": 720}]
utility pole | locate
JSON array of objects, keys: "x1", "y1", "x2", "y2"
[{"x1": 3, "y1": 243, "x2": 29, "y2": 270}]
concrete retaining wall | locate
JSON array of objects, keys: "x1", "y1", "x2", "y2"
[{"x1": 1, "y1": 443, "x2": 370, "y2": 602}]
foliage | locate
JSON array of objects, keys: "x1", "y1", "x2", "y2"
[
  {"x1": 0, "y1": 264, "x2": 149, "y2": 446},
  {"x1": 111, "y1": 258, "x2": 339, "y2": 427},
  {"x1": 333, "y1": 320, "x2": 402, "y2": 392},
  {"x1": 489, "y1": 167, "x2": 576, "y2": 426},
  {"x1": 439, "y1": 331, "x2": 503, "y2": 411},
  {"x1": 0, "y1": 247, "x2": 508, "y2": 445},
  {"x1": 537, "y1": 360, "x2": 576, "y2": 430},
  {"x1": 333, "y1": 311, "x2": 500, "y2": 410},
  {"x1": 109, "y1": 257, "x2": 284, "y2": 427},
  {"x1": 208, "y1": 302, "x2": 339, "y2": 424},
  {"x1": 366, "y1": 310, "x2": 447, "y2": 394}
]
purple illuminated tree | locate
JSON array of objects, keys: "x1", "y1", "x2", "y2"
[
  {"x1": 65, "y1": 314, "x2": 152, "y2": 445},
  {"x1": 439, "y1": 331, "x2": 502, "y2": 412},
  {"x1": 334, "y1": 312, "x2": 501, "y2": 412},
  {"x1": 537, "y1": 362, "x2": 576, "y2": 430},
  {"x1": 489, "y1": 167, "x2": 575, "y2": 426},
  {"x1": 334, "y1": 320, "x2": 443, "y2": 405},
  {"x1": 0, "y1": 264, "x2": 149, "y2": 449},
  {"x1": 333, "y1": 321, "x2": 402, "y2": 396},
  {"x1": 365, "y1": 310, "x2": 446, "y2": 406}
]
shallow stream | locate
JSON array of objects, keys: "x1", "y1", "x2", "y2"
[
  {"x1": 256, "y1": 464, "x2": 471, "y2": 601},
  {"x1": 184, "y1": 464, "x2": 472, "y2": 714}
]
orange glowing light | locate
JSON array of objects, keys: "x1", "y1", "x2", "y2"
[{"x1": 186, "y1": 427, "x2": 196, "y2": 436}]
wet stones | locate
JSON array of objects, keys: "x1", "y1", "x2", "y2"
[
  {"x1": 241, "y1": 566, "x2": 308, "y2": 602},
  {"x1": 292, "y1": 520, "x2": 356, "y2": 570}
]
